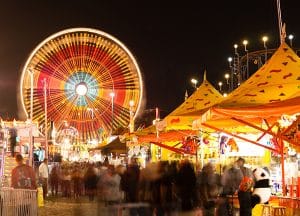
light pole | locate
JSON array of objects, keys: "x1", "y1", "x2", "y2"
[
  {"x1": 29, "y1": 69, "x2": 34, "y2": 166},
  {"x1": 109, "y1": 92, "x2": 115, "y2": 132},
  {"x1": 191, "y1": 78, "x2": 198, "y2": 89},
  {"x1": 129, "y1": 100, "x2": 135, "y2": 133},
  {"x1": 228, "y1": 57, "x2": 233, "y2": 92},
  {"x1": 224, "y1": 73, "x2": 230, "y2": 91},
  {"x1": 243, "y1": 40, "x2": 249, "y2": 79},
  {"x1": 288, "y1": 34, "x2": 294, "y2": 47},
  {"x1": 262, "y1": 36, "x2": 268, "y2": 63},
  {"x1": 42, "y1": 78, "x2": 48, "y2": 159},
  {"x1": 233, "y1": 44, "x2": 241, "y2": 86},
  {"x1": 234, "y1": 44, "x2": 238, "y2": 55}
]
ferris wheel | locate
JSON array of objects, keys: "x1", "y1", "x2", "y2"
[{"x1": 20, "y1": 28, "x2": 143, "y2": 142}]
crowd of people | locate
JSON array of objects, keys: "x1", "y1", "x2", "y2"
[{"x1": 11, "y1": 154, "x2": 257, "y2": 216}]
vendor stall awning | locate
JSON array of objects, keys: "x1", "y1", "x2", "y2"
[
  {"x1": 137, "y1": 130, "x2": 198, "y2": 143},
  {"x1": 91, "y1": 137, "x2": 127, "y2": 154},
  {"x1": 198, "y1": 96, "x2": 300, "y2": 130}
]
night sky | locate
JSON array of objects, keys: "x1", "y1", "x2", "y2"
[{"x1": 0, "y1": 0, "x2": 299, "y2": 120}]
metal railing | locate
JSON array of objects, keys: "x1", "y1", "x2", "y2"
[{"x1": 0, "y1": 187, "x2": 37, "y2": 216}]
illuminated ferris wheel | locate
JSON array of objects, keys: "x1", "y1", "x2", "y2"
[{"x1": 20, "y1": 28, "x2": 143, "y2": 142}]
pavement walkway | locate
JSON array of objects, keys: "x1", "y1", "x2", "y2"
[{"x1": 38, "y1": 196, "x2": 300, "y2": 216}]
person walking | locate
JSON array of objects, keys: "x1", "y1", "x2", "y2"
[
  {"x1": 83, "y1": 165, "x2": 98, "y2": 201},
  {"x1": 198, "y1": 162, "x2": 221, "y2": 216},
  {"x1": 39, "y1": 158, "x2": 49, "y2": 199},
  {"x1": 11, "y1": 154, "x2": 37, "y2": 216},
  {"x1": 11, "y1": 154, "x2": 36, "y2": 189},
  {"x1": 236, "y1": 157, "x2": 254, "y2": 216},
  {"x1": 49, "y1": 165, "x2": 60, "y2": 196},
  {"x1": 218, "y1": 163, "x2": 243, "y2": 216}
]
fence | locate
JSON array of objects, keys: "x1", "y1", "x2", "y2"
[{"x1": 0, "y1": 187, "x2": 37, "y2": 216}]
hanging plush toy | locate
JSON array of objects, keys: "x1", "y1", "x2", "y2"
[
  {"x1": 251, "y1": 167, "x2": 271, "y2": 208},
  {"x1": 219, "y1": 135, "x2": 228, "y2": 154},
  {"x1": 227, "y1": 137, "x2": 239, "y2": 152}
]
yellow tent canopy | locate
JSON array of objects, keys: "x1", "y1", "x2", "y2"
[
  {"x1": 197, "y1": 42, "x2": 300, "y2": 132},
  {"x1": 132, "y1": 71, "x2": 224, "y2": 155},
  {"x1": 218, "y1": 42, "x2": 300, "y2": 108},
  {"x1": 164, "y1": 71, "x2": 224, "y2": 130}
]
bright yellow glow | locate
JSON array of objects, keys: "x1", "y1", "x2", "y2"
[
  {"x1": 234, "y1": 44, "x2": 238, "y2": 49},
  {"x1": 129, "y1": 100, "x2": 135, "y2": 107},
  {"x1": 224, "y1": 74, "x2": 230, "y2": 79},
  {"x1": 223, "y1": 93, "x2": 228, "y2": 97},
  {"x1": 75, "y1": 83, "x2": 88, "y2": 96},
  {"x1": 218, "y1": 81, "x2": 223, "y2": 86},
  {"x1": 288, "y1": 34, "x2": 294, "y2": 40},
  {"x1": 228, "y1": 57, "x2": 233, "y2": 62},
  {"x1": 109, "y1": 92, "x2": 115, "y2": 98},
  {"x1": 262, "y1": 36, "x2": 268, "y2": 42},
  {"x1": 243, "y1": 40, "x2": 248, "y2": 45}
]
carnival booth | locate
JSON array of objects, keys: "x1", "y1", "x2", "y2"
[
  {"x1": 133, "y1": 72, "x2": 225, "y2": 163},
  {"x1": 195, "y1": 42, "x2": 300, "y2": 197}
]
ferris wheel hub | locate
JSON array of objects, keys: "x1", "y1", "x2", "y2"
[{"x1": 75, "y1": 82, "x2": 88, "y2": 96}]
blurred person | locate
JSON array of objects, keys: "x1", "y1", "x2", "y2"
[
  {"x1": 11, "y1": 154, "x2": 36, "y2": 189},
  {"x1": 198, "y1": 162, "x2": 221, "y2": 216},
  {"x1": 84, "y1": 164, "x2": 98, "y2": 201},
  {"x1": 39, "y1": 158, "x2": 49, "y2": 199},
  {"x1": 236, "y1": 157, "x2": 254, "y2": 216},
  {"x1": 159, "y1": 161, "x2": 178, "y2": 216},
  {"x1": 101, "y1": 165, "x2": 122, "y2": 207},
  {"x1": 217, "y1": 163, "x2": 243, "y2": 216},
  {"x1": 72, "y1": 164, "x2": 82, "y2": 198},
  {"x1": 49, "y1": 165, "x2": 60, "y2": 196},
  {"x1": 121, "y1": 157, "x2": 140, "y2": 216},
  {"x1": 11, "y1": 154, "x2": 36, "y2": 216},
  {"x1": 175, "y1": 160, "x2": 197, "y2": 213},
  {"x1": 121, "y1": 157, "x2": 140, "y2": 202}
]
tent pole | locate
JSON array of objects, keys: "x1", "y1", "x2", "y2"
[{"x1": 280, "y1": 138, "x2": 286, "y2": 196}]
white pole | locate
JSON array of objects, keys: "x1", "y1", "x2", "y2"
[
  {"x1": 29, "y1": 69, "x2": 34, "y2": 166},
  {"x1": 276, "y1": 0, "x2": 284, "y2": 44},
  {"x1": 43, "y1": 78, "x2": 48, "y2": 159},
  {"x1": 109, "y1": 92, "x2": 115, "y2": 134}
]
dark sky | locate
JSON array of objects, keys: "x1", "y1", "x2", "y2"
[{"x1": 0, "y1": 0, "x2": 299, "y2": 119}]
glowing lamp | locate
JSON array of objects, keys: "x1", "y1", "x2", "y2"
[
  {"x1": 242, "y1": 40, "x2": 248, "y2": 45},
  {"x1": 262, "y1": 36, "x2": 268, "y2": 42}
]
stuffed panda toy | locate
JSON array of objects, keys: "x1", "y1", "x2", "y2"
[{"x1": 251, "y1": 167, "x2": 271, "y2": 208}]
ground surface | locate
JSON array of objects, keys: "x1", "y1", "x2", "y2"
[{"x1": 38, "y1": 196, "x2": 300, "y2": 216}]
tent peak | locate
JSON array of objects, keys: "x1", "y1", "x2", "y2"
[{"x1": 203, "y1": 70, "x2": 207, "y2": 81}]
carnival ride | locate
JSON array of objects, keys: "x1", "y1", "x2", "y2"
[{"x1": 20, "y1": 28, "x2": 143, "y2": 142}]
